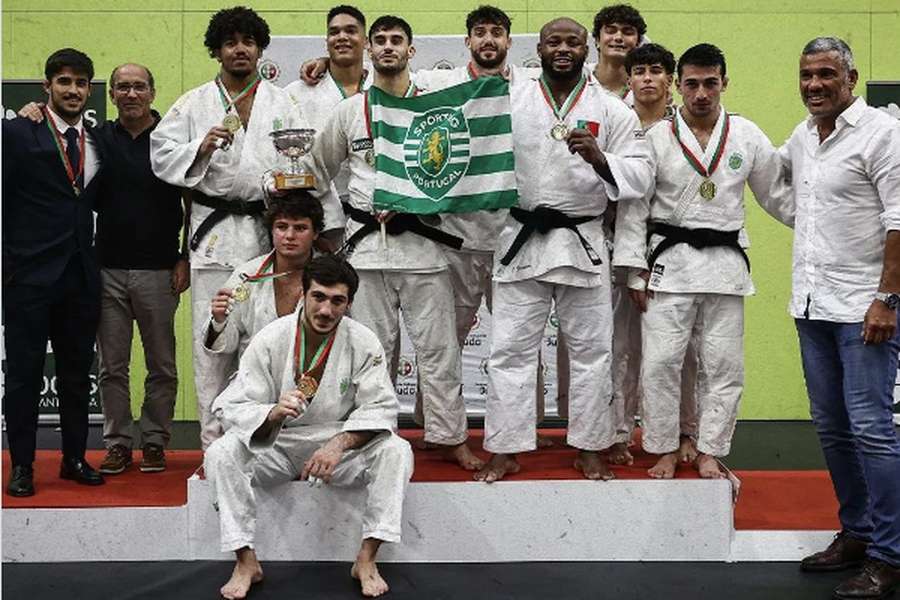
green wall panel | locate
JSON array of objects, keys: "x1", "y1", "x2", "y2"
[{"x1": 3, "y1": 1, "x2": 898, "y2": 421}]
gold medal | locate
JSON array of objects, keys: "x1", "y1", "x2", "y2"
[
  {"x1": 365, "y1": 148, "x2": 375, "y2": 167},
  {"x1": 550, "y1": 122, "x2": 569, "y2": 141},
  {"x1": 699, "y1": 179, "x2": 717, "y2": 200},
  {"x1": 232, "y1": 283, "x2": 250, "y2": 303},
  {"x1": 296, "y1": 374, "x2": 318, "y2": 398},
  {"x1": 222, "y1": 113, "x2": 242, "y2": 133}
]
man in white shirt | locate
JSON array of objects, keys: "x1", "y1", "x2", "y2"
[
  {"x1": 475, "y1": 18, "x2": 653, "y2": 483},
  {"x1": 151, "y1": 6, "x2": 334, "y2": 450},
  {"x1": 613, "y1": 44, "x2": 794, "y2": 480},
  {"x1": 782, "y1": 37, "x2": 900, "y2": 600}
]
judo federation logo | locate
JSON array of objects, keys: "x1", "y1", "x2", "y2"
[
  {"x1": 404, "y1": 107, "x2": 470, "y2": 200},
  {"x1": 257, "y1": 59, "x2": 280, "y2": 82},
  {"x1": 728, "y1": 151, "x2": 744, "y2": 171}
]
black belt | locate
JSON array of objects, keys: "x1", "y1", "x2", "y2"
[
  {"x1": 647, "y1": 222, "x2": 750, "y2": 272},
  {"x1": 189, "y1": 192, "x2": 267, "y2": 251},
  {"x1": 339, "y1": 202, "x2": 463, "y2": 257},
  {"x1": 499, "y1": 206, "x2": 603, "y2": 266}
]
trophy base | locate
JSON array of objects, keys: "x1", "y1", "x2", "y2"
[{"x1": 274, "y1": 173, "x2": 316, "y2": 190}]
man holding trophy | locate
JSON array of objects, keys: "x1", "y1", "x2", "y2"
[{"x1": 151, "y1": 6, "x2": 338, "y2": 450}]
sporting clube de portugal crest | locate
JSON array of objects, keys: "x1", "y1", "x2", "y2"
[{"x1": 404, "y1": 106, "x2": 470, "y2": 200}]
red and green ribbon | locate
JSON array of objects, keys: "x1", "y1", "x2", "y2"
[
  {"x1": 539, "y1": 74, "x2": 587, "y2": 123},
  {"x1": 215, "y1": 74, "x2": 261, "y2": 112},
  {"x1": 671, "y1": 110, "x2": 731, "y2": 178},
  {"x1": 240, "y1": 252, "x2": 295, "y2": 285},
  {"x1": 335, "y1": 69, "x2": 368, "y2": 100},
  {"x1": 43, "y1": 106, "x2": 85, "y2": 193},
  {"x1": 294, "y1": 311, "x2": 337, "y2": 382}
]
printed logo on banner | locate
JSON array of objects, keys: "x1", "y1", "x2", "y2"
[
  {"x1": 258, "y1": 59, "x2": 280, "y2": 82},
  {"x1": 397, "y1": 356, "x2": 416, "y2": 379},
  {"x1": 432, "y1": 59, "x2": 455, "y2": 70},
  {"x1": 404, "y1": 107, "x2": 470, "y2": 200},
  {"x1": 547, "y1": 311, "x2": 560, "y2": 329},
  {"x1": 479, "y1": 358, "x2": 489, "y2": 377},
  {"x1": 471, "y1": 312, "x2": 481, "y2": 331}
]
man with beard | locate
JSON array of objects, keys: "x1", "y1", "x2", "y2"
[
  {"x1": 205, "y1": 255, "x2": 413, "y2": 599},
  {"x1": 475, "y1": 18, "x2": 653, "y2": 483},
  {"x1": 308, "y1": 15, "x2": 480, "y2": 471},
  {"x1": 204, "y1": 193, "x2": 324, "y2": 361},
  {"x1": 3, "y1": 48, "x2": 105, "y2": 495},
  {"x1": 614, "y1": 44, "x2": 794, "y2": 479},
  {"x1": 151, "y1": 6, "x2": 337, "y2": 450},
  {"x1": 781, "y1": 37, "x2": 900, "y2": 599},
  {"x1": 285, "y1": 5, "x2": 372, "y2": 247}
]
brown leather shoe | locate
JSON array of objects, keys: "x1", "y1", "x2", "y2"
[
  {"x1": 140, "y1": 444, "x2": 166, "y2": 473},
  {"x1": 802, "y1": 531, "x2": 870, "y2": 572},
  {"x1": 833, "y1": 559, "x2": 900, "y2": 599},
  {"x1": 99, "y1": 445, "x2": 133, "y2": 475}
]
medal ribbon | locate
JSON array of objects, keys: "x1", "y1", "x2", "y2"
[
  {"x1": 294, "y1": 311, "x2": 337, "y2": 382},
  {"x1": 671, "y1": 111, "x2": 731, "y2": 178},
  {"x1": 215, "y1": 74, "x2": 261, "y2": 112},
  {"x1": 336, "y1": 69, "x2": 368, "y2": 100},
  {"x1": 538, "y1": 74, "x2": 587, "y2": 123},
  {"x1": 43, "y1": 106, "x2": 85, "y2": 192},
  {"x1": 240, "y1": 251, "x2": 305, "y2": 286}
]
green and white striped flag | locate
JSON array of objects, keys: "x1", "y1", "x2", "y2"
[{"x1": 368, "y1": 76, "x2": 518, "y2": 214}]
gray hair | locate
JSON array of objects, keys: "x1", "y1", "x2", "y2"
[{"x1": 802, "y1": 37, "x2": 855, "y2": 72}]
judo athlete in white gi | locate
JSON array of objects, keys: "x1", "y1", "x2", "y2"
[
  {"x1": 151, "y1": 7, "x2": 336, "y2": 449},
  {"x1": 609, "y1": 43, "x2": 701, "y2": 467},
  {"x1": 309, "y1": 16, "x2": 483, "y2": 471},
  {"x1": 475, "y1": 18, "x2": 653, "y2": 483},
  {"x1": 285, "y1": 6, "x2": 373, "y2": 247},
  {"x1": 204, "y1": 193, "x2": 323, "y2": 363},
  {"x1": 614, "y1": 44, "x2": 794, "y2": 479},
  {"x1": 205, "y1": 255, "x2": 413, "y2": 599}
]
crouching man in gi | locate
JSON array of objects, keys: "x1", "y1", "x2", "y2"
[
  {"x1": 476, "y1": 18, "x2": 652, "y2": 483},
  {"x1": 204, "y1": 255, "x2": 414, "y2": 599}
]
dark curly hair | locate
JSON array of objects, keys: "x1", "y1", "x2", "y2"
[
  {"x1": 204, "y1": 6, "x2": 271, "y2": 57},
  {"x1": 625, "y1": 43, "x2": 675, "y2": 75},
  {"x1": 466, "y1": 5, "x2": 512, "y2": 35},
  {"x1": 592, "y1": 4, "x2": 646, "y2": 40},
  {"x1": 302, "y1": 255, "x2": 360, "y2": 302},
  {"x1": 263, "y1": 191, "x2": 325, "y2": 234}
]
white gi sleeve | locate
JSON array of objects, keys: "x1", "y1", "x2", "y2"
[
  {"x1": 307, "y1": 105, "x2": 351, "y2": 184},
  {"x1": 746, "y1": 121, "x2": 795, "y2": 228},
  {"x1": 612, "y1": 137, "x2": 658, "y2": 273},
  {"x1": 342, "y1": 329, "x2": 400, "y2": 434},
  {"x1": 203, "y1": 269, "x2": 244, "y2": 356},
  {"x1": 150, "y1": 90, "x2": 208, "y2": 188},
  {"x1": 601, "y1": 100, "x2": 654, "y2": 203}
]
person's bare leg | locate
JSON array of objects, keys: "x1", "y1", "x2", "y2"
[
  {"x1": 474, "y1": 453, "x2": 520, "y2": 483},
  {"x1": 351, "y1": 538, "x2": 389, "y2": 598},
  {"x1": 220, "y1": 547, "x2": 264, "y2": 600},
  {"x1": 607, "y1": 442, "x2": 634, "y2": 465},
  {"x1": 677, "y1": 435, "x2": 698, "y2": 464},
  {"x1": 695, "y1": 453, "x2": 725, "y2": 479},
  {"x1": 574, "y1": 450, "x2": 615, "y2": 480},
  {"x1": 647, "y1": 452, "x2": 679, "y2": 479}
]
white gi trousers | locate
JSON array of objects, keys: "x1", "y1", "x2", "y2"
[
  {"x1": 611, "y1": 286, "x2": 700, "y2": 444},
  {"x1": 486, "y1": 279, "x2": 614, "y2": 454},
  {"x1": 205, "y1": 428, "x2": 413, "y2": 552},
  {"x1": 192, "y1": 268, "x2": 235, "y2": 450},
  {"x1": 641, "y1": 292, "x2": 743, "y2": 457},
  {"x1": 351, "y1": 270, "x2": 465, "y2": 446}
]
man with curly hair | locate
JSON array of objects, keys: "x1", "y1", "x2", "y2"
[
  {"x1": 591, "y1": 4, "x2": 646, "y2": 100},
  {"x1": 151, "y1": 6, "x2": 338, "y2": 450}
]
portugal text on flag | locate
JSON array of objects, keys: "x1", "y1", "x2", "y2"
[{"x1": 368, "y1": 76, "x2": 518, "y2": 214}]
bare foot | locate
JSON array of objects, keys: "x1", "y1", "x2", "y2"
[
  {"x1": 647, "y1": 452, "x2": 678, "y2": 479},
  {"x1": 677, "y1": 436, "x2": 698, "y2": 464},
  {"x1": 413, "y1": 437, "x2": 428, "y2": 450},
  {"x1": 536, "y1": 433, "x2": 554, "y2": 449},
  {"x1": 441, "y1": 442, "x2": 484, "y2": 471},
  {"x1": 574, "y1": 450, "x2": 615, "y2": 480},
  {"x1": 696, "y1": 453, "x2": 725, "y2": 479},
  {"x1": 351, "y1": 560, "x2": 389, "y2": 597},
  {"x1": 220, "y1": 548, "x2": 264, "y2": 600},
  {"x1": 606, "y1": 442, "x2": 634, "y2": 466},
  {"x1": 474, "y1": 453, "x2": 520, "y2": 483}
]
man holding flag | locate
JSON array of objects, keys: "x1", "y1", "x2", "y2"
[
  {"x1": 475, "y1": 18, "x2": 653, "y2": 483},
  {"x1": 311, "y1": 15, "x2": 516, "y2": 470}
]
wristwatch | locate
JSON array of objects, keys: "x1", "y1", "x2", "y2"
[{"x1": 874, "y1": 292, "x2": 900, "y2": 310}]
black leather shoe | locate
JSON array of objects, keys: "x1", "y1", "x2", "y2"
[
  {"x1": 833, "y1": 559, "x2": 900, "y2": 599},
  {"x1": 7, "y1": 465, "x2": 35, "y2": 497},
  {"x1": 59, "y1": 457, "x2": 105, "y2": 486},
  {"x1": 802, "y1": 531, "x2": 869, "y2": 572}
]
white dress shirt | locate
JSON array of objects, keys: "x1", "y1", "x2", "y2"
[
  {"x1": 781, "y1": 96, "x2": 900, "y2": 322},
  {"x1": 46, "y1": 106, "x2": 100, "y2": 187}
]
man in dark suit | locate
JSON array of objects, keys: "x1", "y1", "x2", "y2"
[{"x1": 3, "y1": 47, "x2": 106, "y2": 496}]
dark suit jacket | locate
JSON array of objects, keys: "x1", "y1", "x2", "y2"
[{"x1": 2, "y1": 116, "x2": 103, "y2": 287}]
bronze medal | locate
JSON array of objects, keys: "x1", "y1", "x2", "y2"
[
  {"x1": 232, "y1": 283, "x2": 250, "y2": 303},
  {"x1": 550, "y1": 122, "x2": 569, "y2": 141},
  {"x1": 365, "y1": 148, "x2": 375, "y2": 167},
  {"x1": 296, "y1": 374, "x2": 318, "y2": 398},
  {"x1": 699, "y1": 179, "x2": 717, "y2": 200}
]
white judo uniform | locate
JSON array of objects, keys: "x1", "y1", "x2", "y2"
[
  {"x1": 204, "y1": 312, "x2": 414, "y2": 552},
  {"x1": 485, "y1": 75, "x2": 653, "y2": 454},
  {"x1": 150, "y1": 79, "x2": 338, "y2": 449},
  {"x1": 613, "y1": 107, "x2": 794, "y2": 457},
  {"x1": 309, "y1": 90, "x2": 466, "y2": 446}
]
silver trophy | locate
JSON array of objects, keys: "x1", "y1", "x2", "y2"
[{"x1": 270, "y1": 128, "x2": 317, "y2": 190}]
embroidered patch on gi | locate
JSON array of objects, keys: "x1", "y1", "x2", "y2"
[
  {"x1": 632, "y1": 129, "x2": 646, "y2": 139},
  {"x1": 728, "y1": 151, "x2": 744, "y2": 172},
  {"x1": 351, "y1": 138, "x2": 374, "y2": 152},
  {"x1": 372, "y1": 354, "x2": 384, "y2": 366},
  {"x1": 339, "y1": 377, "x2": 350, "y2": 394},
  {"x1": 650, "y1": 263, "x2": 665, "y2": 287}
]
